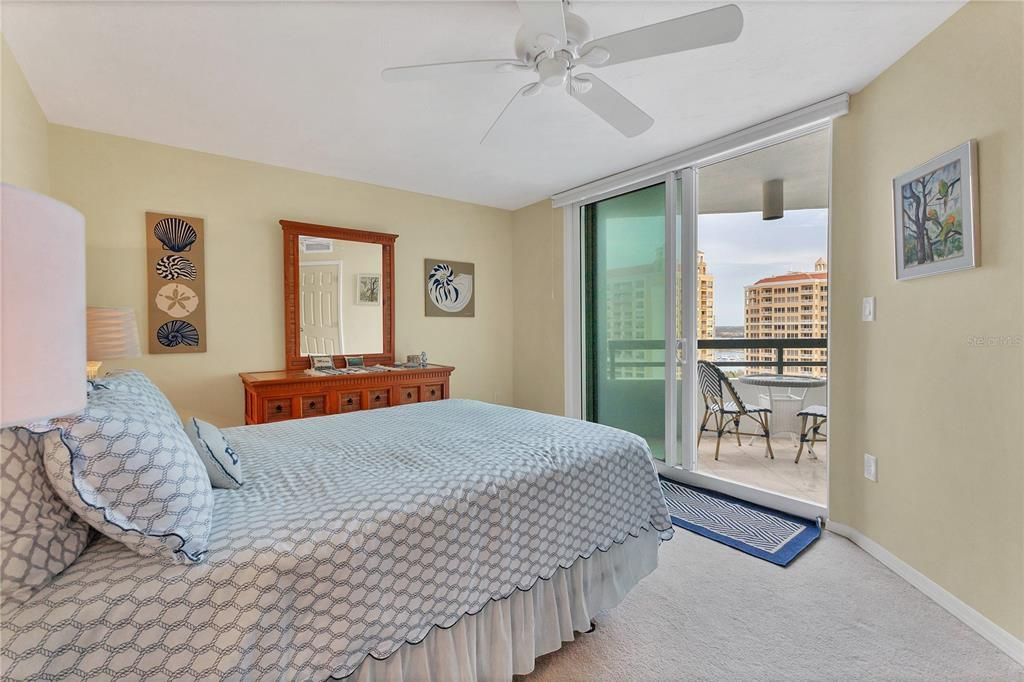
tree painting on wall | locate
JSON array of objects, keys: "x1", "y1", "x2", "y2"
[{"x1": 892, "y1": 140, "x2": 978, "y2": 280}]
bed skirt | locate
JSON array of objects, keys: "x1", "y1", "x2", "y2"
[{"x1": 345, "y1": 528, "x2": 661, "y2": 682}]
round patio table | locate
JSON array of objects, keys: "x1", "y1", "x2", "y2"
[{"x1": 737, "y1": 374, "x2": 826, "y2": 443}]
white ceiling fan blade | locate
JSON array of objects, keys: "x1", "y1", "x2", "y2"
[
  {"x1": 382, "y1": 59, "x2": 527, "y2": 82},
  {"x1": 579, "y1": 4, "x2": 743, "y2": 68},
  {"x1": 516, "y1": 0, "x2": 567, "y2": 47},
  {"x1": 480, "y1": 82, "x2": 541, "y2": 144},
  {"x1": 569, "y1": 74, "x2": 653, "y2": 138}
]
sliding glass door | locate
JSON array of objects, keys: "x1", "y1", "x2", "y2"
[
  {"x1": 578, "y1": 127, "x2": 830, "y2": 515},
  {"x1": 582, "y1": 183, "x2": 668, "y2": 460}
]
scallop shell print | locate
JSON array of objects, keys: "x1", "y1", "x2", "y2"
[
  {"x1": 155, "y1": 255, "x2": 198, "y2": 280},
  {"x1": 427, "y1": 263, "x2": 474, "y2": 313},
  {"x1": 156, "y1": 320, "x2": 200, "y2": 347},
  {"x1": 153, "y1": 217, "x2": 197, "y2": 252}
]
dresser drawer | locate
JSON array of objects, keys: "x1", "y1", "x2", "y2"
[
  {"x1": 337, "y1": 391, "x2": 361, "y2": 413},
  {"x1": 264, "y1": 397, "x2": 293, "y2": 422},
  {"x1": 366, "y1": 388, "x2": 390, "y2": 409},
  {"x1": 397, "y1": 386, "x2": 419, "y2": 405},
  {"x1": 300, "y1": 394, "x2": 327, "y2": 417},
  {"x1": 421, "y1": 383, "x2": 444, "y2": 402}
]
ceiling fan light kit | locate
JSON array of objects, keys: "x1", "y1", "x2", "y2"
[{"x1": 381, "y1": 2, "x2": 744, "y2": 143}]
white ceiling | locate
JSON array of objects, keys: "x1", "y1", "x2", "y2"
[
  {"x1": 2, "y1": 1, "x2": 963, "y2": 210},
  {"x1": 699, "y1": 127, "x2": 829, "y2": 214}
]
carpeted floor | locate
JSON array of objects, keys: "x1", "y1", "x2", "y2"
[{"x1": 525, "y1": 531, "x2": 1023, "y2": 681}]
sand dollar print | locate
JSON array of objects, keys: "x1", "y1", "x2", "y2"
[{"x1": 155, "y1": 283, "x2": 199, "y2": 318}]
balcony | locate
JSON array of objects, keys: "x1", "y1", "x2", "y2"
[{"x1": 600, "y1": 338, "x2": 828, "y2": 505}]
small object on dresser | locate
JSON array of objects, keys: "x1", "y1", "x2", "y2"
[
  {"x1": 419, "y1": 351, "x2": 428, "y2": 367},
  {"x1": 309, "y1": 354, "x2": 334, "y2": 371},
  {"x1": 406, "y1": 354, "x2": 420, "y2": 365},
  {"x1": 345, "y1": 355, "x2": 365, "y2": 368}
]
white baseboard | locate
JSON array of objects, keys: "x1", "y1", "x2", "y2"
[{"x1": 827, "y1": 521, "x2": 1024, "y2": 666}]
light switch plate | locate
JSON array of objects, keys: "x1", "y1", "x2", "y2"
[
  {"x1": 864, "y1": 453, "x2": 878, "y2": 481},
  {"x1": 862, "y1": 297, "x2": 876, "y2": 322}
]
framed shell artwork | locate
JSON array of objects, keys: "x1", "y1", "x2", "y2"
[
  {"x1": 424, "y1": 258, "x2": 475, "y2": 318},
  {"x1": 146, "y1": 212, "x2": 207, "y2": 353}
]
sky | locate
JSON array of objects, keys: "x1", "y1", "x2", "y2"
[
  {"x1": 603, "y1": 206, "x2": 828, "y2": 327},
  {"x1": 698, "y1": 208, "x2": 828, "y2": 326}
]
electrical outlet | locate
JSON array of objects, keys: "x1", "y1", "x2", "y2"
[
  {"x1": 864, "y1": 453, "x2": 878, "y2": 481},
  {"x1": 862, "y1": 297, "x2": 876, "y2": 322}
]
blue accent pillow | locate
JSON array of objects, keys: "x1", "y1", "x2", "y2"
[
  {"x1": 31, "y1": 372, "x2": 213, "y2": 564},
  {"x1": 185, "y1": 418, "x2": 243, "y2": 490}
]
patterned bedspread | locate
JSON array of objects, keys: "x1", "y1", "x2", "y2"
[{"x1": 2, "y1": 400, "x2": 673, "y2": 680}]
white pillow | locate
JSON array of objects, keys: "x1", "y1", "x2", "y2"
[
  {"x1": 34, "y1": 374, "x2": 213, "y2": 564},
  {"x1": 185, "y1": 418, "x2": 243, "y2": 489},
  {"x1": 0, "y1": 428, "x2": 92, "y2": 607}
]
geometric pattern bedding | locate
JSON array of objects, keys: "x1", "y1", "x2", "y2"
[{"x1": 1, "y1": 400, "x2": 673, "y2": 680}]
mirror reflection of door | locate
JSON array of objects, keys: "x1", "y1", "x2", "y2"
[{"x1": 299, "y1": 262, "x2": 344, "y2": 355}]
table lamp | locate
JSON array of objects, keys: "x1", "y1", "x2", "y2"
[
  {"x1": 86, "y1": 307, "x2": 141, "y2": 379},
  {"x1": 1, "y1": 184, "x2": 87, "y2": 427}
]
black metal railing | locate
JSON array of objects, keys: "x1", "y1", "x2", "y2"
[{"x1": 607, "y1": 338, "x2": 827, "y2": 377}]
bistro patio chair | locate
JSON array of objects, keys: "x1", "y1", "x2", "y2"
[
  {"x1": 795, "y1": 404, "x2": 827, "y2": 463},
  {"x1": 697, "y1": 360, "x2": 774, "y2": 460}
]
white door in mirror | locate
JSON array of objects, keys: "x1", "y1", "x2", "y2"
[{"x1": 300, "y1": 263, "x2": 344, "y2": 355}]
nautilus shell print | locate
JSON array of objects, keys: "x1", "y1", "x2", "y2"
[
  {"x1": 155, "y1": 255, "x2": 198, "y2": 280},
  {"x1": 427, "y1": 263, "x2": 474, "y2": 313},
  {"x1": 153, "y1": 217, "x2": 198, "y2": 252},
  {"x1": 156, "y1": 320, "x2": 200, "y2": 348},
  {"x1": 155, "y1": 283, "x2": 199, "y2": 318}
]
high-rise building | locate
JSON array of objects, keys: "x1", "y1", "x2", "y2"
[
  {"x1": 605, "y1": 251, "x2": 715, "y2": 378},
  {"x1": 696, "y1": 251, "x2": 715, "y2": 361},
  {"x1": 743, "y1": 258, "x2": 828, "y2": 377}
]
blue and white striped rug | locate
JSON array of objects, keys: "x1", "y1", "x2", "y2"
[{"x1": 659, "y1": 478, "x2": 820, "y2": 566}]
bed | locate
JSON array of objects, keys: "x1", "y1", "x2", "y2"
[{"x1": 1, "y1": 399, "x2": 673, "y2": 680}]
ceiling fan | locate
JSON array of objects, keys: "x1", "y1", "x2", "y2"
[{"x1": 382, "y1": 1, "x2": 743, "y2": 143}]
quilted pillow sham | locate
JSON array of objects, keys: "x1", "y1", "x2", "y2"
[
  {"x1": 0, "y1": 428, "x2": 92, "y2": 608},
  {"x1": 185, "y1": 418, "x2": 243, "y2": 489},
  {"x1": 34, "y1": 378, "x2": 214, "y2": 564}
]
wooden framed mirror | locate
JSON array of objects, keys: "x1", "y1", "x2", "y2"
[{"x1": 281, "y1": 220, "x2": 397, "y2": 370}]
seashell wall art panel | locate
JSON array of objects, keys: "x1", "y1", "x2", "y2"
[
  {"x1": 424, "y1": 258, "x2": 475, "y2": 317},
  {"x1": 146, "y1": 212, "x2": 207, "y2": 353}
]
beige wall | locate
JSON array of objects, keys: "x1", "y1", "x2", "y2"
[
  {"x1": 48, "y1": 125, "x2": 514, "y2": 426},
  {"x1": 510, "y1": 200, "x2": 565, "y2": 415},
  {"x1": 831, "y1": 1, "x2": 1023, "y2": 640},
  {"x1": 1, "y1": 36, "x2": 50, "y2": 193}
]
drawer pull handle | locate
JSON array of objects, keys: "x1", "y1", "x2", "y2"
[
  {"x1": 406, "y1": 392, "x2": 413, "y2": 399},
  {"x1": 275, "y1": 405, "x2": 283, "y2": 412},
  {"x1": 374, "y1": 395, "x2": 381, "y2": 402},
  {"x1": 347, "y1": 398, "x2": 353, "y2": 405},
  {"x1": 430, "y1": 389, "x2": 436, "y2": 396},
  {"x1": 308, "y1": 401, "x2": 316, "y2": 409}
]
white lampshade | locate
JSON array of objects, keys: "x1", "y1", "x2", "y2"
[
  {"x1": 87, "y1": 307, "x2": 140, "y2": 360},
  {"x1": 1, "y1": 183, "x2": 87, "y2": 427}
]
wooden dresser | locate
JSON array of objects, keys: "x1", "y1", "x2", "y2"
[{"x1": 240, "y1": 365, "x2": 454, "y2": 425}]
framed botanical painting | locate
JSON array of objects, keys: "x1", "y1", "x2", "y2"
[
  {"x1": 425, "y1": 259, "x2": 475, "y2": 317},
  {"x1": 356, "y1": 273, "x2": 381, "y2": 305},
  {"x1": 892, "y1": 140, "x2": 979, "y2": 281}
]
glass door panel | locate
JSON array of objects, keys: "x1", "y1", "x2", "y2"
[
  {"x1": 583, "y1": 183, "x2": 667, "y2": 460},
  {"x1": 692, "y1": 129, "x2": 830, "y2": 505}
]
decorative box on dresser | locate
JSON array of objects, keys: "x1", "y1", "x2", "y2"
[{"x1": 240, "y1": 365, "x2": 454, "y2": 425}]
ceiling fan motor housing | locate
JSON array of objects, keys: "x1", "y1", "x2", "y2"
[{"x1": 514, "y1": 10, "x2": 591, "y2": 63}]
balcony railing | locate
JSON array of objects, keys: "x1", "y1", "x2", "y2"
[{"x1": 606, "y1": 338, "x2": 827, "y2": 377}]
